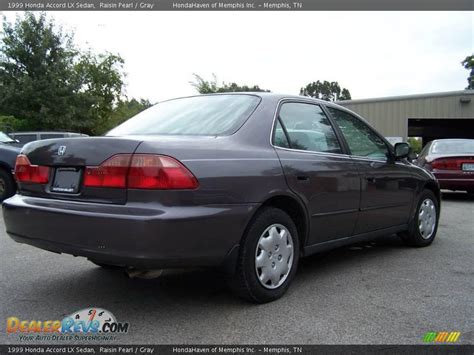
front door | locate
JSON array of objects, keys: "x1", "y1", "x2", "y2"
[
  {"x1": 326, "y1": 106, "x2": 417, "y2": 234},
  {"x1": 273, "y1": 101, "x2": 360, "y2": 245}
]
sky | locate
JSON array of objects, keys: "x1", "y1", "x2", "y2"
[{"x1": 2, "y1": 11, "x2": 473, "y2": 103}]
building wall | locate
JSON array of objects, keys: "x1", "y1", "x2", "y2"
[{"x1": 337, "y1": 90, "x2": 474, "y2": 139}]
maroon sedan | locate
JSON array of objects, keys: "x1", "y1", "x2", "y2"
[{"x1": 416, "y1": 139, "x2": 474, "y2": 194}]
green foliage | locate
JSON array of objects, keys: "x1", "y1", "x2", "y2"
[
  {"x1": 300, "y1": 80, "x2": 351, "y2": 101},
  {"x1": 190, "y1": 74, "x2": 270, "y2": 94},
  {"x1": 98, "y1": 98, "x2": 153, "y2": 134},
  {"x1": 461, "y1": 55, "x2": 474, "y2": 90},
  {"x1": 0, "y1": 12, "x2": 143, "y2": 135},
  {"x1": 407, "y1": 137, "x2": 422, "y2": 154},
  {"x1": 0, "y1": 114, "x2": 29, "y2": 132}
]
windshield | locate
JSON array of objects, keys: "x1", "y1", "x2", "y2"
[
  {"x1": 0, "y1": 132, "x2": 15, "y2": 143},
  {"x1": 431, "y1": 140, "x2": 474, "y2": 154},
  {"x1": 107, "y1": 95, "x2": 261, "y2": 136}
]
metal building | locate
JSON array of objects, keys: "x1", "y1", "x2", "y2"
[{"x1": 337, "y1": 90, "x2": 474, "y2": 145}]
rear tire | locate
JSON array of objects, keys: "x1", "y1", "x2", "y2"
[
  {"x1": 229, "y1": 207, "x2": 299, "y2": 303},
  {"x1": 0, "y1": 169, "x2": 15, "y2": 202},
  {"x1": 399, "y1": 190, "x2": 439, "y2": 247}
]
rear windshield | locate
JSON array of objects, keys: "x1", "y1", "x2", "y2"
[
  {"x1": 107, "y1": 95, "x2": 261, "y2": 136},
  {"x1": 431, "y1": 140, "x2": 474, "y2": 154}
]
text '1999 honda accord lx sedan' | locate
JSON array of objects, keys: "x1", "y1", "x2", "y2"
[{"x1": 2, "y1": 93, "x2": 441, "y2": 303}]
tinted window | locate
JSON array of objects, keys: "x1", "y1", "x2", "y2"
[
  {"x1": 14, "y1": 134, "x2": 37, "y2": 144},
  {"x1": 107, "y1": 95, "x2": 260, "y2": 136},
  {"x1": 328, "y1": 107, "x2": 388, "y2": 160},
  {"x1": 41, "y1": 134, "x2": 65, "y2": 140},
  {"x1": 275, "y1": 102, "x2": 341, "y2": 153}
]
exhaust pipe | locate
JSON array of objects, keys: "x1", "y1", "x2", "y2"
[{"x1": 126, "y1": 268, "x2": 163, "y2": 279}]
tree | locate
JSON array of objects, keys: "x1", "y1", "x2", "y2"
[
  {"x1": 407, "y1": 137, "x2": 422, "y2": 154},
  {"x1": 0, "y1": 12, "x2": 129, "y2": 135},
  {"x1": 190, "y1": 74, "x2": 270, "y2": 94},
  {"x1": 300, "y1": 80, "x2": 351, "y2": 101},
  {"x1": 73, "y1": 51, "x2": 125, "y2": 134},
  {"x1": 461, "y1": 55, "x2": 474, "y2": 90},
  {"x1": 100, "y1": 98, "x2": 153, "y2": 133}
]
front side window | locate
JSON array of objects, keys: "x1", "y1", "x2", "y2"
[
  {"x1": 274, "y1": 102, "x2": 341, "y2": 153},
  {"x1": 327, "y1": 107, "x2": 389, "y2": 160},
  {"x1": 107, "y1": 94, "x2": 261, "y2": 136}
]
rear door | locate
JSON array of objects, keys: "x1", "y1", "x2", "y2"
[
  {"x1": 273, "y1": 100, "x2": 360, "y2": 245},
  {"x1": 326, "y1": 107, "x2": 417, "y2": 233}
]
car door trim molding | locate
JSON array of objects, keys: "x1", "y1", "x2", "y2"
[{"x1": 311, "y1": 208, "x2": 359, "y2": 217}]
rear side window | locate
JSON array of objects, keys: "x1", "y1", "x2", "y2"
[
  {"x1": 14, "y1": 134, "x2": 37, "y2": 144},
  {"x1": 107, "y1": 95, "x2": 261, "y2": 136},
  {"x1": 41, "y1": 134, "x2": 65, "y2": 140},
  {"x1": 274, "y1": 102, "x2": 342, "y2": 153}
]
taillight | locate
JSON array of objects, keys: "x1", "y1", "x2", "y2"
[
  {"x1": 83, "y1": 154, "x2": 198, "y2": 190},
  {"x1": 15, "y1": 155, "x2": 50, "y2": 184},
  {"x1": 431, "y1": 158, "x2": 467, "y2": 170},
  {"x1": 128, "y1": 154, "x2": 198, "y2": 189},
  {"x1": 83, "y1": 154, "x2": 132, "y2": 188}
]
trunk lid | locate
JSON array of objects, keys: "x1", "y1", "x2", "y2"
[{"x1": 19, "y1": 137, "x2": 143, "y2": 204}]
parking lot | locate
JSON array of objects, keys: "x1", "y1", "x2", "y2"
[{"x1": 0, "y1": 192, "x2": 472, "y2": 345}]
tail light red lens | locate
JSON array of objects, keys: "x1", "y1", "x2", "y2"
[
  {"x1": 431, "y1": 158, "x2": 471, "y2": 170},
  {"x1": 83, "y1": 154, "x2": 132, "y2": 188},
  {"x1": 83, "y1": 154, "x2": 198, "y2": 190},
  {"x1": 128, "y1": 154, "x2": 199, "y2": 189},
  {"x1": 15, "y1": 155, "x2": 50, "y2": 184}
]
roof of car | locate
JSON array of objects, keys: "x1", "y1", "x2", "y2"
[
  {"x1": 10, "y1": 131, "x2": 84, "y2": 135},
  {"x1": 172, "y1": 92, "x2": 344, "y2": 108}
]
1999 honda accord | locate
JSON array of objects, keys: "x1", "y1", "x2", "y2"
[{"x1": 3, "y1": 93, "x2": 440, "y2": 303}]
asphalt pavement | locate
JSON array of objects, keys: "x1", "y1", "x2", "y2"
[{"x1": 0, "y1": 192, "x2": 472, "y2": 345}]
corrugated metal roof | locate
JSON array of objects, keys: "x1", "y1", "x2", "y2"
[{"x1": 337, "y1": 90, "x2": 474, "y2": 105}]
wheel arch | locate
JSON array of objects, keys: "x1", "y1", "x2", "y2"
[
  {"x1": 422, "y1": 180, "x2": 441, "y2": 205},
  {"x1": 255, "y1": 193, "x2": 309, "y2": 253}
]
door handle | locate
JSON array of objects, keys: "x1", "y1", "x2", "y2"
[{"x1": 296, "y1": 175, "x2": 310, "y2": 182}]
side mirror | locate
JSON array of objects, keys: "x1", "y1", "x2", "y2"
[{"x1": 394, "y1": 142, "x2": 410, "y2": 159}]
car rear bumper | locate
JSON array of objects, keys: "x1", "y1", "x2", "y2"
[
  {"x1": 2, "y1": 194, "x2": 257, "y2": 269},
  {"x1": 433, "y1": 171, "x2": 474, "y2": 191}
]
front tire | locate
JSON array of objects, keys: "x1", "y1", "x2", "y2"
[
  {"x1": 229, "y1": 207, "x2": 299, "y2": 303},
  {"x1": 399, "y1": 190, "x2": 439, "y2": 247},
  {"x1": 0, "y1": 169, "x2": 15, "y2": 202}
]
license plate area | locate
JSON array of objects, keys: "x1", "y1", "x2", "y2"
[
  {"x1": 462, "y1": 163, "x2": 474, "y2": 171},
  {"x1": 51, "y1": 167, "x2": 82, "y2": 194}
]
